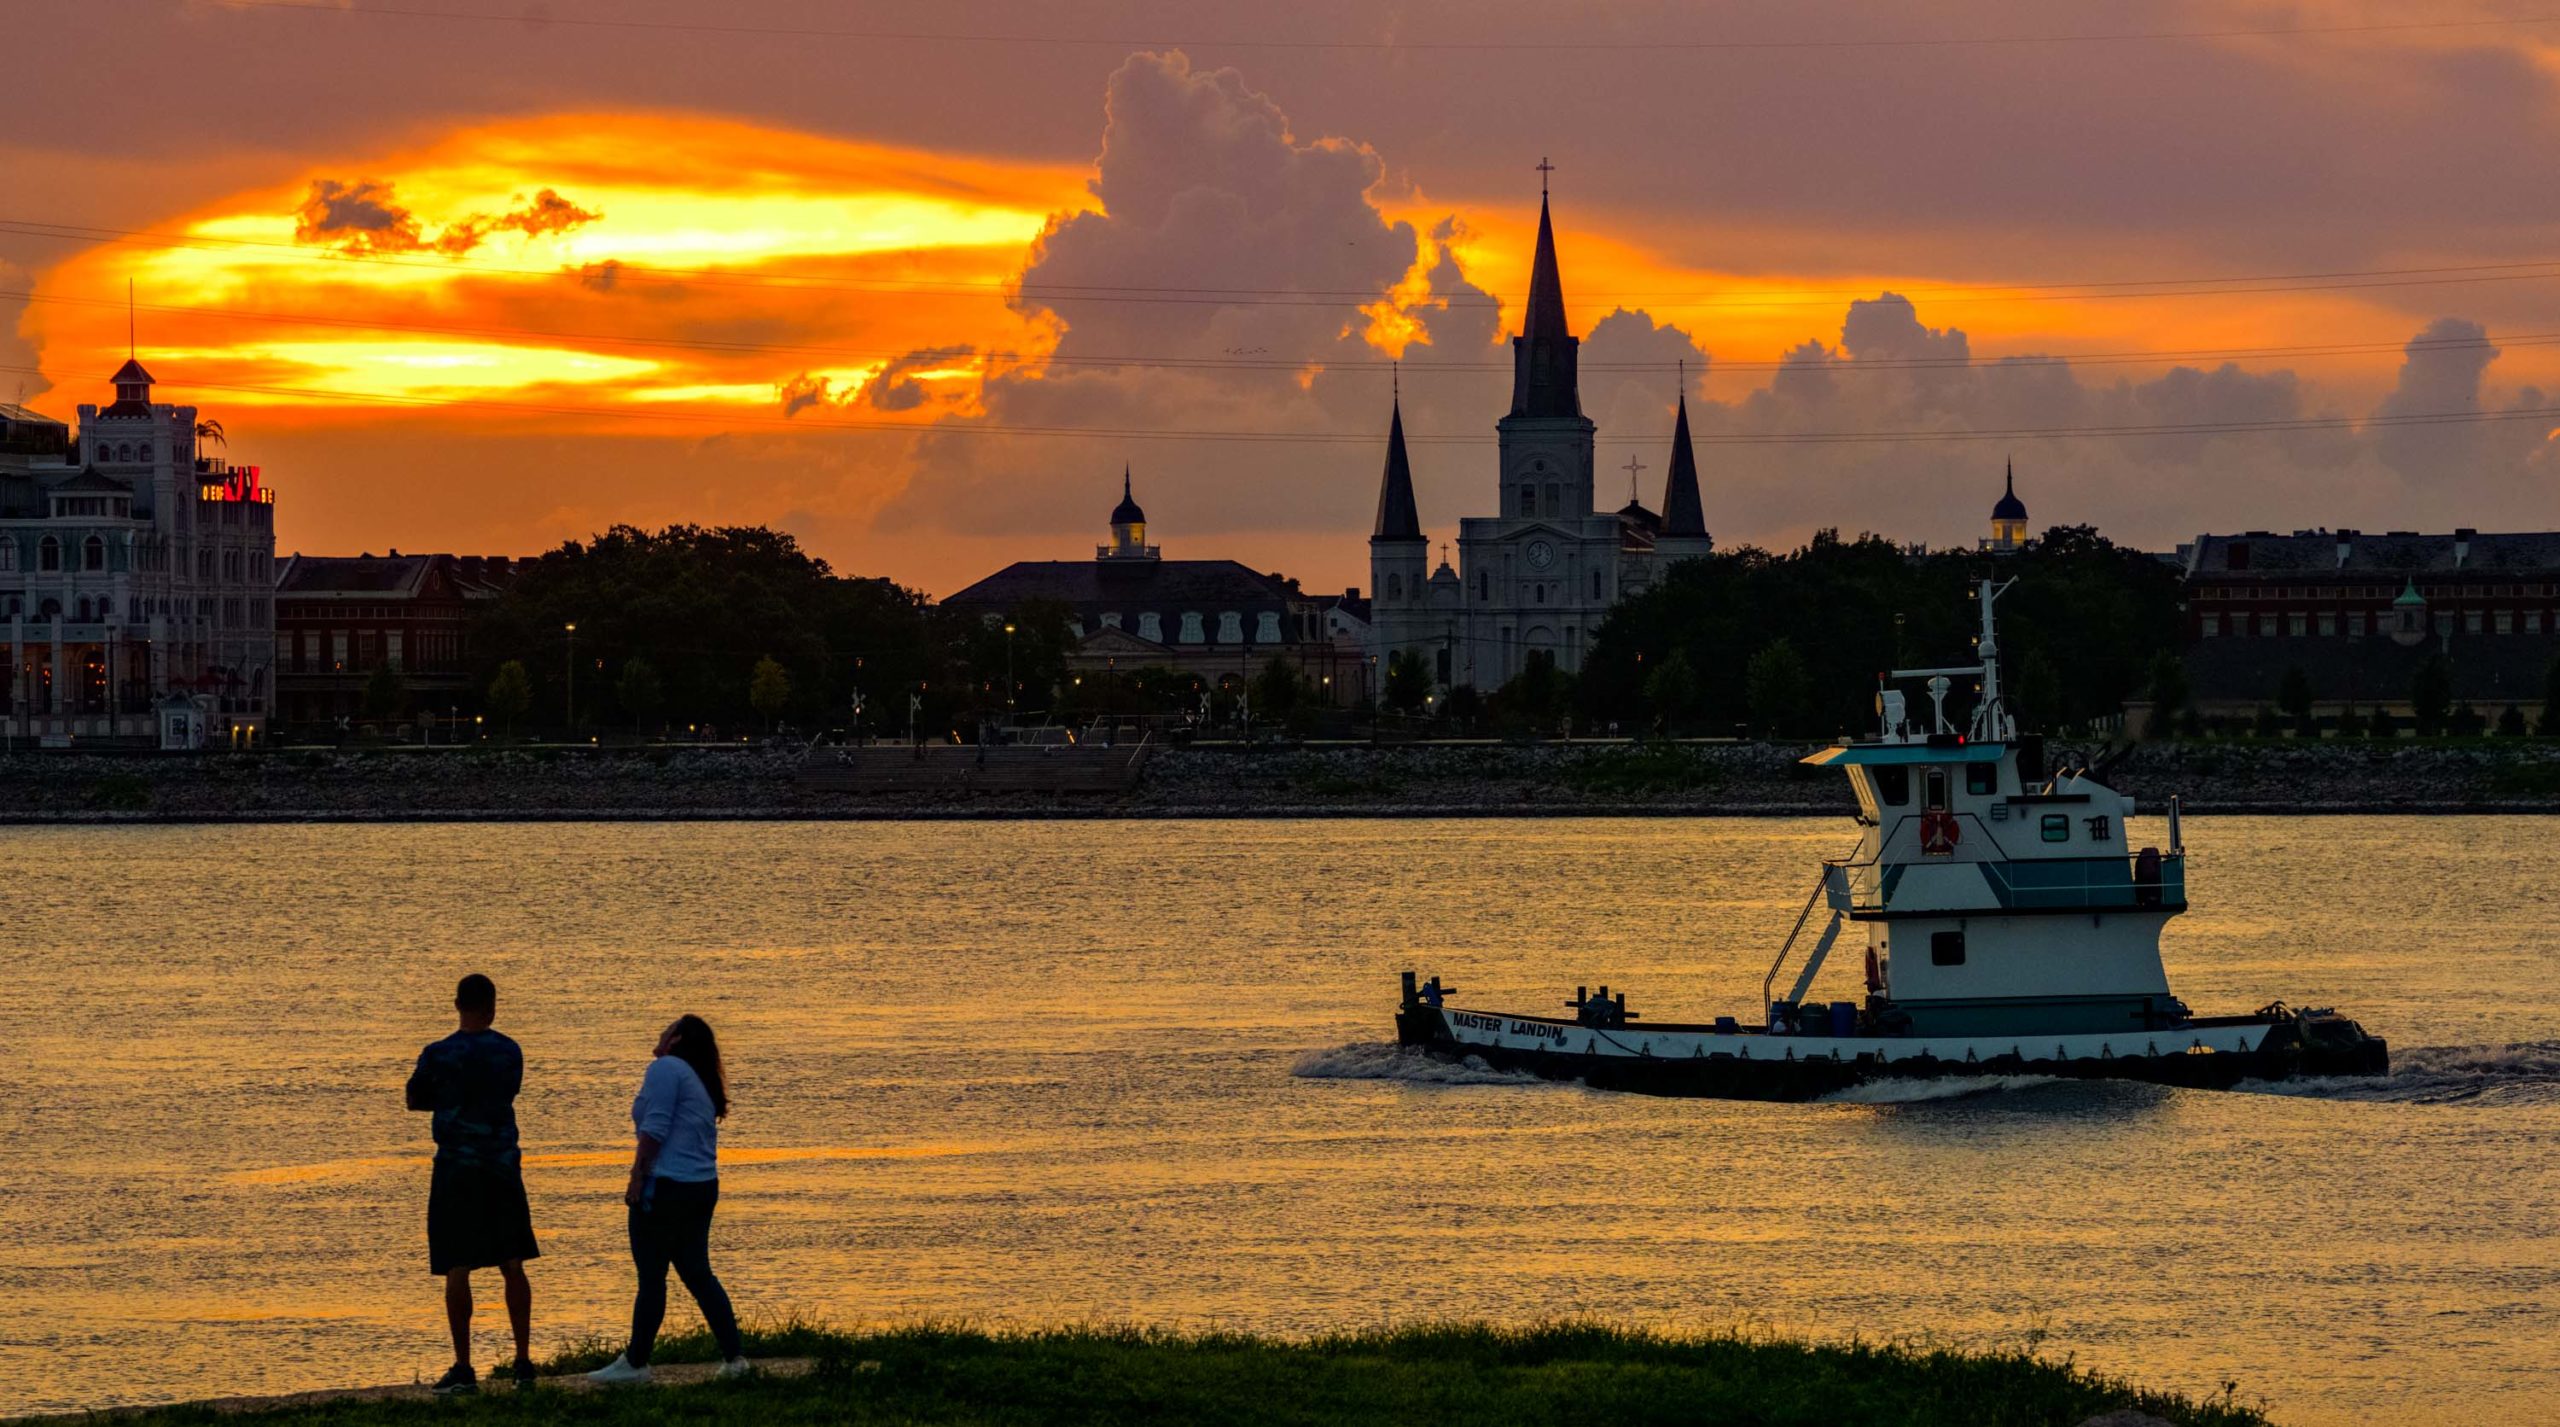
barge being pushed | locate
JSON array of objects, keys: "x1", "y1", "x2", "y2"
[{"x1": 1395, "y1": 579, "x2": 2389, "y2": 1101}]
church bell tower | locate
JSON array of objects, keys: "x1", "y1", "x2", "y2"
[{"x1": 1494, "y1": 169, "x2": 1596, "y2": 523}]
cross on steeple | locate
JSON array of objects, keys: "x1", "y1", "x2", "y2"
[
  {"x1": 1535, "y1": 156, "x2": 1554, "y2": 196},
  {"x1": 1622, "y1": 453, "x2": 1647, "y2": 501}
]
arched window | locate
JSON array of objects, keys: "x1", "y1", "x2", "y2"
[
  {"x1": 1534, "y1": 584, "x2": 1545, "y2": 605},
  {"x1": 38, "y1": 598, "x2": 60, "y2": 619},
  {"x1": 1386, "y1": 573, "x2": 1403, "y2": 600},
  {"x1": 1544, "y1": 483, "x2": 1561, "y2": 516},
  {"x1": 1591, "y1": 571, "x2": 1602, "y2": 600},
  {"x1": 0, "y1": 541, "x2": 13, "y2": 571},
  {"x1": 75, "y1": 597, "x2": 93, "y2": 622},
  {"x1": 37, "y1": 536, "x2": 59, "y2": 572},
  {"x1": 1518, "y1": 485, "x2": 1535, "y2": 516},
  {"x1": 83, "y1": 536, "x2": 105, "y2": 572},
  {"x1": 116, "y1": 443, "x2": 132, "y2": 462}
]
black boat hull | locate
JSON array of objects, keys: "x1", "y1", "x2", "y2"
[{"x1": 1394, "y1": 1004, "x2": 2389, "y2": 1102}]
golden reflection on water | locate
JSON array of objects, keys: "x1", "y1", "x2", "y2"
[{"x1": 2, "y1": 817, "x2": 2555, "y2": 1425}]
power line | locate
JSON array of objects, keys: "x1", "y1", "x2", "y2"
[
  {"x1": 10, "y1": 287, "x2": 2553, "y2": 377},
  {"x1": 6, "y1": 360, "x2": 2553, "y2": 448},
  {"x1": 13, "y1": 217, "x2": 2560, "y2": 311},
  {"x1": 128, "y1": 0, "x2": 2560, "y2": 54}
]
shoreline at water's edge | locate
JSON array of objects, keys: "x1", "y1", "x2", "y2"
[
  {"x1": 7, "y1": 738, "x2": 2560, "y2": 824},
  {"x1": 14, "y1": 1321, "x2": 2270, "y2": 1427},
  {"x1": 5, "y1": 798, "x2": 2560, "y2": 823}
]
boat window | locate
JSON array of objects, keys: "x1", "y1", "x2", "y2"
[
  {"x1": 1930, "y1": 930, "x2": 1965, "y2": 966},
  {"x1": 2040, "y1": 813, "x2": 2069, "y2": 843},
  {"x1": 1874, "y1": 766, "x2": 1909, "y2": 806},
  {"x1": 1965, "y1": 761, "x2": 1996, "y2": 797},
  {"x1": 1923, "y1": 767, "x2": 1949, "y2": 812}
]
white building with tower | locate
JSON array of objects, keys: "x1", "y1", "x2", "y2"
[
  {"x1": 1368, "y1": 180, "x2": 1711, "y2": 691},
  {"x1": 0, "y1": 360, "x2": 277, "y2": 747}
]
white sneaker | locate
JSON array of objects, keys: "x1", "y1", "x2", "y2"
[
  {"x1": 717, "y1": 1357, "x2": 753, "y2": 1379},
  {"x1": 585, "y1": 1354, "x2": 652, "y2": 1386}
]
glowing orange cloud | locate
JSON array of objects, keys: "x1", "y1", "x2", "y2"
[{"x1": 32, "y1": 112, "x2": 1097, "y2": 421}]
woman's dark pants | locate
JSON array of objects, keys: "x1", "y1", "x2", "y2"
[{"x1": 625, "y1": 1177, "x2": 741, "y2": 1366}]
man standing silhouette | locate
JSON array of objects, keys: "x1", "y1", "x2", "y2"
[{"x1": 405, "y1": 973, "x2": 538, "y2": 1394}]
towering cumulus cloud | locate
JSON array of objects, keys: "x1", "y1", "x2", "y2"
[{"x1": 883, "y1": 51, "x2": 1427, "y2": 537}]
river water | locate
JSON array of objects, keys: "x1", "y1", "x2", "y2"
[{"x1": 2, "y1": 816, "x2": 2554, "y2": 1423}]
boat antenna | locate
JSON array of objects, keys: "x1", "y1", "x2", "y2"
[{"x1": 1972, "y1": 577, "x2": 2017, "y2": 741}]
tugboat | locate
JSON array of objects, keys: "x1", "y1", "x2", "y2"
[{"x1": 1395, "y1": 579, "x2": 2389, "y2": 1100}]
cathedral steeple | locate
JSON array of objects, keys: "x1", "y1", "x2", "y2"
[
  {"x1": 1660, "y1": 391, "x2": 1706, "y2": 539},
  {"x1": 1508, "y1": 181, "x2": 1582, "y2": 420},
  {"x1": 1371, "y1": 395, "x2": 1422, "y2": 543}
]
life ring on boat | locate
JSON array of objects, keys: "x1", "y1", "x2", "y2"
[{"x1": 1919, "y1": 810, "x2": 1961, "y2": 855}]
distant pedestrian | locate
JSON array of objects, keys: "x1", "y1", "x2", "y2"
[
  {"x1": 404, "y1": 973, "x2": 538, "y2": 1396},
  {"x1": 587, "y1": 1015, "x2": 747, "y2": 1385}
]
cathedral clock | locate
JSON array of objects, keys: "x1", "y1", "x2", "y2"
[{"x1": 1525, "y1": 539, "x2": 1557, "y2": 570}]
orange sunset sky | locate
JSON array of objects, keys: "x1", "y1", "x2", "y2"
[{"x1": 9, "y1": 0, "x2": 2560, "y2": 597}]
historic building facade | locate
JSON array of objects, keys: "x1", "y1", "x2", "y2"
[
  {"x1": 1368, "y1": 189, "x2": 1710, "y2": 691},
  {"x1": 2173, "y1": 527, "x2": 2560, "y2": 720},
  {"x1": 273, "y1": 552, "x2": 522, "y2": 730},
  {"x1": 943, "y1": 469, "x2": 1370, "y2": 706},
  {"x1": 0, "y1": 362, "x2": 277, "y2": 747}
]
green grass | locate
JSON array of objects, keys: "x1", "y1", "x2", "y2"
[{"x1": 93, "y1": 1321, "x2": 2271, "y2": 1427}]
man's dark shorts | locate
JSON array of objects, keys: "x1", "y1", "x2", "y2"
[{"x1": 427, "y1": 1159, "x2": 540, "y2": 1275}]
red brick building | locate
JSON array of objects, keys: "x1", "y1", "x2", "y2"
[
  {"x1": 273, "y1": 553, "x2": 520, "y2": 731},
  {"x1": 2176, "y1": 528, "x2": 2560, "y2": 719}
]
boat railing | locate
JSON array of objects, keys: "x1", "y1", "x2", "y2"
[
  {"x1": 1769, "y1": 842, "x2": 1867, "y2": 1015},
  {"x1": 1824, "y1": 834, "x2": 2187, "y2": 914}
]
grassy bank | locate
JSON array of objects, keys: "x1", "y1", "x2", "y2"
[{"x1": 95, "y1": 1322, "x2": 2268, "y2": 1427}]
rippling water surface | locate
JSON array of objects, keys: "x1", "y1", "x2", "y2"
[{"x1": 4, "y1": 816, "x2": 2556, "y2": 1423}]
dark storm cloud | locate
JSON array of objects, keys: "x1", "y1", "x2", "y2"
[
  {"x1": 293, "y1": 178, "x2": 427, "y2": 255},
  {"x1": 864, "y1": 346, "x2": 975, "y2": 412},
  {"x1": 435, "y1": 188, "x2": 605, "y2": 256},
  {"x1": 292, "y1": 179, "x2": 599, "y2": 257}
]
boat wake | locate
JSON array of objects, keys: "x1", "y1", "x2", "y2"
[
  {"x1": 1290, "y1": 1042, "x2": 1549, "y2": 1087},
  {"x1": 2238, "y1": 1040, "x2": 2560, "y2": 1106},
  {"x1": 1817, "y1": 1074, "x2": 2063, "y2": 1105}
]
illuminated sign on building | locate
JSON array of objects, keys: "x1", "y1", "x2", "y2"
[{"x1": 198, "y1": 465, "x2": 269, "y2": 503}]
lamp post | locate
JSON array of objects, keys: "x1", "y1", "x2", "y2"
[
  {"x1": 563, "y1": 622, "x2": 577, "y2": 740},
  {"x1": 1369, "y1": 654, "x2": 1381, "y2": 747},
  {"x1": 1004, "y1": 622, "x2": 1016, "y2": 716}
]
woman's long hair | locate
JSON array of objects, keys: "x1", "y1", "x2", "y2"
[{"x1": 667, "y1": 1014, "x2": 729, "y2": 1120}]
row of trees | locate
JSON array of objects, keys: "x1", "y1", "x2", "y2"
[
  {"x1": 441, "y1": 519, "x2": 2558, "y2": 745},
  {"x1": 463, "y1": 524, "x2": 1067, "y2": 738},
  {"x1": 457, "y1": 523, "x2": 1360, "y2": 740},
  {"x1": 2145, "y1": 650, "x2": 2560, "y2": 739},
  {"x1": 1374, "y1": 525, "x2": 2181, "y2": 738}
]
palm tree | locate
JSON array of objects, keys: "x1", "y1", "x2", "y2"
[{"x1": 193, "y1": 418, "x2": 226, "y2": 447}]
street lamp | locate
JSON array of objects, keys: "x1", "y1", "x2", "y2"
[
  {"x1": 1004, "y1": 622, "x2": 1017, "y2": 714},
  {"x1": 563, "y1": 622, "x2": 578, "y2": 740}
]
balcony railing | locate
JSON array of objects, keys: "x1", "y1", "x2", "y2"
[{"x1": 1824, "y1": 849, "x2": 2185, "y2": 915}]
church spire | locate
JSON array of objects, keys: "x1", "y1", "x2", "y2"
[
  {"x1": 1371, "y1": 395, "x2": 1422, "y2": 543},
  {"x1": 1660, "y1": 390, "x2": 1706, "y2": 538},
  {"x1": 1508, "y1": 179, "x2": 1582, "y2": 419}
]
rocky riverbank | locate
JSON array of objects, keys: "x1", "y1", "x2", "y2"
[{"x1": 1, "y1": 738, "x2": 2557, "y2": 823}]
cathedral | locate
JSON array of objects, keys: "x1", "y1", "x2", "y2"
[{"x1": 1368, "y1": 185, "x2": 1710, "y2": 691}]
